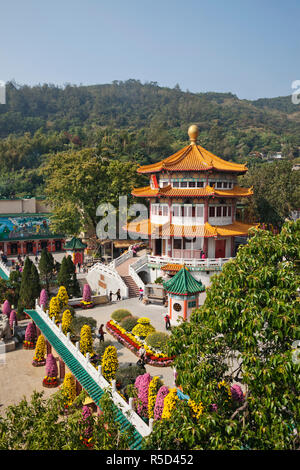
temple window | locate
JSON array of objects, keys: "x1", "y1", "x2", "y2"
[
  {"x1": 223, "y1": 206, "x2": 227, "y2": 217},
  {"x1": 173, "y1": 238, "x2": 182, "y2": 250},
  {"x1": 197, "y1": 181, "x2": 204, "y2": 188},
  {"x1": 209, "y1": 206, "x2": 215, "y2": 217},
  {"x1": 216, "y1": 182, "x2": 222, "y2": 188},
  {"x1": 216, "y1": 206, "x2": 222, "y2": 217},
  {"x1": 180, "y1": 181, "x2": 188, "y2": 188},
  {"x1": 173, "y1": 181, "x2": 180, "y2": 188},
  {"x1": 188, "y1": 181, "x2": 196, "y2": 188}
]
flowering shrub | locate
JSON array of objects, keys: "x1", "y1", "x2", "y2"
[
  {"x1": 119, "y1": 315, "x2": 138, "y2": 332},
  {"x1": 230, "y1": 384, "x2": 244, "y2": 403},
  {"x1": 188, "y1": 399, "x2": 204, "y2": 420},
  {"x1": 148, "y1": 376, "x2": 163, "y2": 419},
  {"x1": 145, "y1": 332, "x2": 169, "y2": 354},
  {"x1": 79, "y1": 324, "x2": 95, "y2": 357},
  {"x1": 39, "y1": 289, "x2": 48, "y2": 309},
  {"x1": 134, "y1": 373, "x2": 151, "y2": 418},
  {"x1": 23, "y1": 322, "x2": 36, "y2": 349},
  {"x1": 82, "y1": 284, "x2": 92, "y2": 303},
  {"x1": 106, "y1": 320, "x2": 174, "y2": 367},
  {"x1": 2, "y1": 300, "x2": 11, "y2": 317},
  {"x1": 32, "y1": 335, "x2": 46, "y2": 366},
  {"x1": 43, "y1": 353, "x2": 59, "y2": 388},
  {"x1": 49, "y1": 296, "x2": 60, "y2": 324},
  {"x1": 9, "y1": 310, "x2": 17, "y2": 329},
  {"x1": 111, "y1": 309, "x2": 132, "y2": 323},
  {"x1": 161, "y1": 388, "x2": 179, "y2": 419},
  {"x1": 101, "y1": 345, "x2": 118, "y2": 382},
  {"x1": 79, "y1": 405, "x2": 94, "y2": 448},
  {"x1": 57, "y1": 286, "x2": 69, "y2": 310},
  {"x1": 62, "y1": 309, "x2": 72, "y2": 335},
  {"x1": 132, "y1": 317, "x2": 155, "y2": 339},
  {"x1": 218, "y1": 380, "x2": 232, "y2": 401},
  {"x1": 62, "y1": 372, "x2": 76, "y2": 408},
  {"x1": 153, "y1": 386, "x2": 169, "y2": 420}
]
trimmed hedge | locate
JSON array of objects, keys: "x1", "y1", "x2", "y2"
[
  {"x1": 111, "y1": 309, "x2": 132, "y2": 322},
  {"x1": 145, "y1": 332, "x2": 169, "y2": 354},
  {"x1": 70, "y1": 316, "x2": 97, "y2": 336},
  {"x1": 120, "y1": 315, "x2": 139, "y2": 332}
]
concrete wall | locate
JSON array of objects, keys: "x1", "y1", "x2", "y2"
[{"x1": 0, "y1": 198, "x2": 52, "y2": 214}]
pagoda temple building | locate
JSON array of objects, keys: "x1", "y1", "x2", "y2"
[{"x1": 126, "y1": 125, "x2": 256, "y2": 286}]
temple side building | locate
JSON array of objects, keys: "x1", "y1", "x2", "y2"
[{"x1": 126, "y1": 125, "x2": 256, "y2": 286}]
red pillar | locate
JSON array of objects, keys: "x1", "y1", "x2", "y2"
[
  {"x1": 203, "y1": 238, "x2": 208, "y2": 258},
  {"x1": 76, "y1": 380, "x2": 82, "y2": 395},
  {"x1": 183, "y1": 299, "x2": 188, "y2": 320},
  {"x1": 59, "y1": 358, "x2": 65, "y2": 380}
]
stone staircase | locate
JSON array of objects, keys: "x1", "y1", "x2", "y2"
[{"x1": 121, "y1": 275, "x2": 140, "y2": 298}]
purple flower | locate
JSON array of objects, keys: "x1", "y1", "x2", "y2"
[
  {"x1": 210, "y1": 403, "x2": 218, "y2": 412},
  {"x1": 25, "y1": 322, "x2": 37, "y2": 342},
  {"x1": 82, "y1": 284, "x2": 92, "y2": 303},
  {"x1": 153, "y1": 385, "x2": 169, "y2": 420},
  {"x1": 39, "y1": 289, "x2": 48, "y2": 309},
  {"x1": 2, "y1": 300, "x2": 11, "y2": 317},
  {"x1": 134, "y1": 373, "x2": 152, "y2": 418},
  {"x1": 45, "y1": 353, "x2": 58, "y2": 378},
  {"x1": 9, "y1": 310, "x2": 17, "y2": 328},
  {"x1": 231, "y1": 384, "x2": 244, "y2": 403}
]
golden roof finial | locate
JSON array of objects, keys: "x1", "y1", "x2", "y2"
[{"x1": 188, "y1": 124, "x2": 199, "y2": 145}]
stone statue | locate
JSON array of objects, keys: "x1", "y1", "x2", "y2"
[{"x1": 0, "y1": 314, "x2": 12, "y2": 341}]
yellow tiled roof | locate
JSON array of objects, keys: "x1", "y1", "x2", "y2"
[
  {"x1": 125, "y1": 219, "x2": 256, "y2": 238},
  {"x1": 132, "y1": 184, "x2": 253, "y2": 198},
  {"x1": 137, "y1": 144, "x2": 248, "y2": 174}
]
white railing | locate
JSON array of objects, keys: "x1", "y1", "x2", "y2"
[
  {"x1": 148, "y1": 255, "x2": 232, "y2": 269},
  {"x1": 128, "y1": 255, "x2": 148, "y2": 290},
  {"x1": 109, "y1": 249, "x2": 133, "y2": 268},
  {"x1": 88, "y1": 262, "x2": 129, "y2": 299},
  {"x1": 34, "y1": 302, "x2": 152, "y2": 437},
  {"x1": 0, "y1": 259, "x2": 10, "y2": 278}
]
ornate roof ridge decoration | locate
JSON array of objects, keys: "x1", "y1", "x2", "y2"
[
  {"x1": 137, "y1": 126, "x2": 248, "y2": 175},
  {"x1": 163, "y1": 266, "x2": 205, "y2": 296}
]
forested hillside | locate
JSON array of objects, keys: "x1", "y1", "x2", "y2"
[{"x1": 0, "y1": 79, "x2": 299, "y2": 199}]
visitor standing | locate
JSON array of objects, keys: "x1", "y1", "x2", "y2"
[
  {"x1": 116, "y1": 289, "x2": 121, "y2": 301},
  {"x1": 164, "y1": 314, "x2": 171, "y2": 330},
  {"x1": 77, "y1": 262, "x2": 81, "y2": 273},
  {"x1": 109, "y1": 291, "x2": 113, "y2": 302}
]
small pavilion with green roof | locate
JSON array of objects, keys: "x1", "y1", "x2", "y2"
[
  {"x1": 64, "y1": 237, "x2": 87, "y2": 266},
  {"x1": 163, "y1": 266, "x2": 205, "y2": 324}
]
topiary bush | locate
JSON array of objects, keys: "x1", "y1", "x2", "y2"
[
  {"x1": 70, "y1": 316, "x2": 97, "y2": 336},
  {"x1": 145, "y1": 332, "x2": 170, "y2": 354},
  {"x1": 116, "y1": 364, "x2": 146, "y2": 392},
  {"x1": 120, "y1": 315, "x2": 139, "y2": 332},
  {"x1": 132, "y1": 317, "x2": 155, "y2": 339},
  {"x1": 95, "y1": 339, "x2": 115, "y2": 362},
  {"x1": 111, "y1": 309, "x2": 132, "y2": 323}
]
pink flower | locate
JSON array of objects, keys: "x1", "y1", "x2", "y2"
[
  {"x1": 45, "y1": 353, "x2": 58, "y2": 378},
  {"x1": 9, "y1": 310, "x2": 17, "y2": 328},
  {"x1": 231, "y1": 384, "x2": 244, "y2": 403},
  {"x1": 153, "y1": 385, "x2": 169, "y2": 420},
  {"x1": 25, "y1": 322, "x2": 37, "y2": 343},
  {"x1": 135, "y1": 373, "x2": 152, "y2": 418},
  {"x1": 2, "y1": 300, "x2": 11, "y2": 317}
]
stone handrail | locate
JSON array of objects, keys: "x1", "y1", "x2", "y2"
[
  {"x1": 109, "y1": 249, "x2": 133, "y2": 268},
  {"x1": 148, "y1": 255, "x2": 232, "y2": 269},
  {"x1": 34, "y1": 302, "x2": 152, "y2": 437},
  {"x1": 128, "y1": 255, "x2": 148, "y2": 290},
  {"x1": 0, "y1": 259, "x2": 10, "y2": 277}
]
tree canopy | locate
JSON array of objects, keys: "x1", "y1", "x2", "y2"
[{"x1": 144, "y1": 220, "x2": 300, "y2": 450}]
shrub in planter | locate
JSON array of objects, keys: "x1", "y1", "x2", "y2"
[
  {"x1": 9, "y1": 310, "x2": 18, "y2": 329},
  {"x1": 39, "y1": 289, "x2": 48, "y2": 309},
  {"x1": 43, "y1": 353, "x2": 59, "y2": 388},
  {"x1": 57, "y1": 285, "x2": 69, "y2": 310},
  {"x1": 62, "y1": 309, "x2": 72, "y2": 335},
  {"x1": 82, "y1": 283, "x2": 92, "y2": 303},
  {"x1": 32, "y1": 335, "x2": 46, "y2": 366},
  {"x1": 111, "y1": 309, "x2": 132, "y2": 323},
  {"x1": 101, "y1": 345, "x2": 118, "y2": 382},
  {"x1": 2, "y1": 300, "x2": 11, "y2": 317},
  {"x1": 154, "y1": 385, "x2": 169, "y2": 420},
  {"x1": 62, "y1": 372, "x2": 76, "y2": 408},
  {"x1": 134, "y1": 373, "x2": 152, "y2": 418},
  {"x1": 145, "y1": 332, "x2": 169, "y2": 354},
  {"x1": 148, "y1": 376, "x2": 163, "y2": 419},
  {"x1": 161, "y1": 388, "x2": 179, "y2": 419},
  {"x1": 120, "y1": 315, "x2": 138, "y2": 332},
  {"x1": 49, "y1": 296, "x2": 60, "y2": 324},
  {"x1": 79, "y1": 324, "x2": 95, "y2": 357},
  {"x1": 132, "y1": 317, "x2": 155, "y2": 340},
  {"x1": 23, "y1": 321, "x2": 37, "y2": 349}
]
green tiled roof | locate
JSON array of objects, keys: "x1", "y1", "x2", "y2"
[
  {"x1": 64, "y1": 237, "x2": 86, "y2": 250},
  {"x1": 24, "y1": 309, "x2": 143, "y2": 450},
  {"x1": 163, "y1": 266, "x2": 205, "y2": 296}
]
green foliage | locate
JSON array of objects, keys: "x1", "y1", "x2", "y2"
[
  {"x1": 145, "y1": 332, "x2": 170, "y2": 354},
  {"x1": 70, "y1": 315, "x2": 97, "y2": 337},
  {"x1": 95, "y1": 339, "x2": 115, "y2": 361},
  {"x1": 240, "y1": 160, "x2": 300, "y2": 226},
  {"x1": 119, "y1": 315, "x2": 138, "y2": 332},
  {"x1": 0, "y1": 389, "x2": 133, "y2": 450},
  {"x1": 38, "y1": 248, "x2": 55, "y2": 293},
  {"x1": 18, "y1": 257, "x2": 40, "y2": 312},
  {"x1": 111, "y1": 309, "x2": 132, "y2": 322},
  {"x1": 145, "y1": 220, "x2": 300, "y2": 450},
  {"x1": 116, "y1": 364, "x2": 146, "y2": 392}
]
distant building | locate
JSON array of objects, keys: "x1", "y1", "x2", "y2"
[
  {"x1": 0, "y1": 197, "x2": 65, "y2": 255},
  {"x1": 269, "y1": 152, "x2": 283, "y2": 160}
]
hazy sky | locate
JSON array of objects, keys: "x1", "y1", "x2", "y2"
[{"x1": 0, "y1": 0, "x2": 299, "y2": 99}]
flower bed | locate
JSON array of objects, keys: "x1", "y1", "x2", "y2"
[
  {"x1": 23, "y1": 340, "x2": 35, "y2": 350},
  {"x1": 32, "y1": 358, "x2": 46, "y2": 367},
  {"x1": 71, "y1": 301, "x2": 94, "y2": 309},
  {"x1": 43, "y1": 376, "x2": 59, "y2": 388},
  {"x1": 106, "y1": 320, "x2": 174, "y2": 367}
]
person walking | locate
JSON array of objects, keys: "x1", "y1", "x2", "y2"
[
  {"x1": 77, "y1": 262, "x2": 81, "y2": 273},
  {"x1": 96, "y1": 324, "x2": 106, "y2": 342},
  {"x1": 138, "y1": 287, "x2": 144, "y2": 301},
  {"x1": 164, "y1": 314, "x2": 171, "y2": 330},
  {"x1": 109, "y1": 291, "x2": 113, "y2": 302}
]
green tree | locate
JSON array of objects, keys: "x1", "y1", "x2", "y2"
[
  {"x1": 17, "y1": 257, "x2": 41, "y2": 313},
  {"x1": 144, "y1": 221, "x2": 300, "y2": 450},
  {"x1": 38, "y1": 248, "x2": 55, "y2": 294}
]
